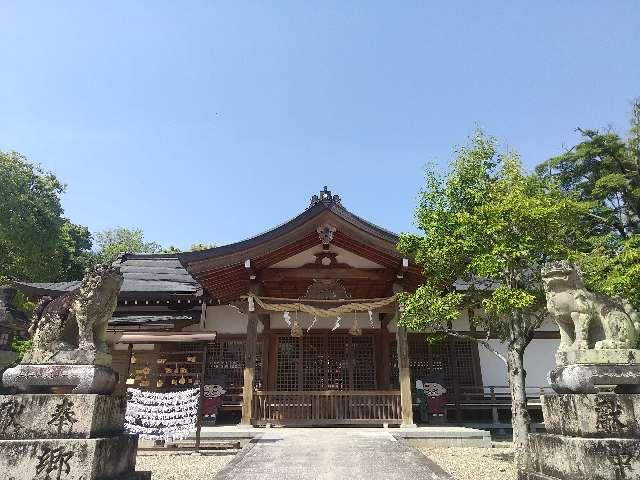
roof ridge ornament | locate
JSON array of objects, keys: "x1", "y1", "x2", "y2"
[{"x1": 310, "y1": 186, "x2": 341, "y2": 207}]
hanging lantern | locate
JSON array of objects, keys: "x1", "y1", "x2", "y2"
[
  {"x1": 349, "y1": 311, "x2": 362, "y2": 336},
  {"x1": 179, "y1": 375, "x2": 186, "y2": 385},
  {"x1": 156, "y1": 379, "x2": 164, "y2": 388},
  {"x1": 291, "y1": 310, "x2": 303, "y2": 337},
  {"x1": 291, "y1": 320, "x2": 303, "y2": 337}
]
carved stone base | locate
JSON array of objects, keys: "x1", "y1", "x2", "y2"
[
  {"x1": 548, "y1": 364, "x2": 640, "y2": 393},
  {"x1": 0, "y1": 394, "x2": 126, "y2": 440},
  {"x1": 524, "y1": 394, "x2": 640, "y2": 480},
  {"x1": 2, "y1": 364, "x2": 118, "y2": 394},
  {"x1": 0, "y1": 436, "x2": 138, "y2": 480},
  {"x1": 528, "y1": 434, "x2": 640, "y2": 480},
  {"x1": 556, "y1": 349, "x2": 640, "y2": 366},
  {"x1": 0, "y1": 393, "x2": 145, "y2": 480}
]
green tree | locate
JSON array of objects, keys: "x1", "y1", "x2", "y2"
[
  {"x1": 398, "y1": 131, "x2": 589, "y2": 470},
  {"x1": 0, "y1": 151, "x2": 93, "y2": 284},
  {"x1": 537, "y1": 99, "x2": 640, "y2": 308},
  {"x1": 93, "y1": 227, "x2": 163, "y2": 264},
  {"x1": 189, "y1": 243, "x2": 216, "y2": 251}
]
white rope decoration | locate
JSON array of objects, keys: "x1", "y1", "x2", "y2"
[{"x1": 245, "y1": 294, "x2": 397, "y2": 318}]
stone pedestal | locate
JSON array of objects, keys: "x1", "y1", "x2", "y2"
[
  {"x1": 525, "y1": 393, "x2": 640, "y2": 480},
  {"x1": 2, "y1": 364, "x2": 118, "y2": 394},
  {"x1": 0, "y1": 394, "x2": 149, "y2": 480}
]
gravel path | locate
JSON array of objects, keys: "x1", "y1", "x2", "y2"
[
  {"x1": 417, "y1": 444, "x2": 516, "y2": 480},
  {"x1": 135, "y1": 452, "x2": 233, "y2": 480}
]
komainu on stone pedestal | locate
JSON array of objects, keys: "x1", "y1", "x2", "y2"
[
  {"x1": 3, "y1": 264, "x2": 123, "y2": 394},
  {"x1": 524, "y1": 261, "x2": 640, "y2": 480},
  {"x1": 542, "y1": 261, "x2": 640, "y2": 393}
]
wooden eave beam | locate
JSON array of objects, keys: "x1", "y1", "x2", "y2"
[{"x1": 258, "y1": 267, "x2": 393, "y2": 282}]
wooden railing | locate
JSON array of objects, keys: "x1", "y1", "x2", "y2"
[
  {"x1": 445, "y1": 385, "x2": 554, "y2": 428},
  {"x1": 252, "y1": 390, "x2": 403, "y2": 426}
]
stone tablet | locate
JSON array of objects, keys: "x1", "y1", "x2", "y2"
[{"x1": 0, "y1": 394, "x2": 126, "y2": 440}]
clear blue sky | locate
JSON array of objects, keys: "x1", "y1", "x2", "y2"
[{"x1": 1, "y1": 2, "x2": 639, "y2": 250}]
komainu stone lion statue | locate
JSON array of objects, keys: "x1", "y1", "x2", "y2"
[
  {"x1": 22, "y1": 264, "x2": 123, "y2": 365},
  {"x1": 542, "y1": 261, "x2": 640, "y2": 355}
]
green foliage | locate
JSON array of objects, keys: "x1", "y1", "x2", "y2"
[
  {"x1": 398, "y1": 130, "x2": 590, "y2": 346},
  {"x1": 10, "y1": 339, "x2": 32, "y2": 361},
  {"x1": 0, "y1": 151, "x2": 93, "y2": 284},
  {"x1": 93, "y1": 227, "x2": 163, "y2": 264},
  {"x1": 160, "y1": 246, "x2": 182, "y2": 254},
  {"x1": 536, "y1": 100, "x2": 640, "y2": 238},
  {"x1": 189, "y1": 243, "x2": 216, "y2": 251},
  {"x1": 538, "y1": 100, "x2": 640, "y2": 308},
  {"x1": 573, "y1": 234, "x2": 640, "y2": 309}
]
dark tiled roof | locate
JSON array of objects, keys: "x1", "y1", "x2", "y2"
[
  {"x1": 14, "y1": 255, "x2": 198, "y2": 298},
  {"x1": 109, "y1": 313, "x2": 198, "y2": 326},
  {"x1": 179, "y1": 191, "x2": 399, "y2": 264}
]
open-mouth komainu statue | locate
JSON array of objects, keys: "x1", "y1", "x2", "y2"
[
  {"x1": 3, "y1": 264, "x2": 123, "y2": 393},
  {"x1": 542, "y1": 260, "x2": 640, "y2": 393},
  {"x1": 542, "y1": 261, "x2": 639, "y2": 352}
]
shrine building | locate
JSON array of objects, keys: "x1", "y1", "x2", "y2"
[{"x1": 14, "y1": 187, "x2": 560, "y2": 428}]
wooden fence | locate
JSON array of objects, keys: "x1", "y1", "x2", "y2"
[
  {"x1": 252, "y1": 390, "x2": 403, "y2": 426},
  {"x1": 445, "y1": 385, "x2": 554, "y2": 429}
]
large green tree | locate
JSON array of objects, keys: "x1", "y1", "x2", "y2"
[
  {"x1": 0, "y1": 151, "x2": 93, "y2": 284},
  {"x1": 398, "y1": 131, "x2": 589, "y2": 471},
  {"x1": 537, "y1": 100, "x2": 640, "y2": 308},
  {"x1": 93, "y1": 227, "x2": 163, "y2": 264}
]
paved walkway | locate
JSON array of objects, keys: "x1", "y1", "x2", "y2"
[{"x1": 214, "y1": 429, "x2": 452, "y2": 480}]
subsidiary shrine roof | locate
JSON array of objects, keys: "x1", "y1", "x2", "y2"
[{"x1": 15, "y1": 255, "x2": 199, "y2": 300}]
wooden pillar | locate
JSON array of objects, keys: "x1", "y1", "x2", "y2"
[
  {"x1": 241, "y1": 282, "x2": 261, "y2": 426},
  {"x1": 394, "y1": 284, "x2": 415, "y2": 427},
  {"x1": 241, "y1": 311, "x2": 258, "y2": 425},
  {"x1": 260, "y1": 314, "x2": 271, "y2": 390},
  {"x1": 378, "y1": 313, "x2": 391, "y2": 390}
]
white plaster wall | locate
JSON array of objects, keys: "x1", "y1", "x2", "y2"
[
  {"x1": 182, "y1": 305, "x2": 263, "y2": 334},
  {"x1": 478, "y1": 338, "x2": 560, "y2": 387}
]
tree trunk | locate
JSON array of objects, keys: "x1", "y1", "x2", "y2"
[{"x1": 507, "y1": 345, "x2": 531, "y2": 474}]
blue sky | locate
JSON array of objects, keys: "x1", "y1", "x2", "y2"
[{"x1": 1, "y1": 2, "x2": 639, "y2": 250}]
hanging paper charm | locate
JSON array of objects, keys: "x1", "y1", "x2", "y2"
[
  {"x1": 368, "y1": 310, "x2": 374, "y2": 327},
  {"x1": 331, "y1": 316, "x2": 341, "y2": 331},
  {"x1": 283, "y1": 311, "x2": 292, "y2": 327},
  {"x1": 307, "y1": 315, "x2": 317, "y2": 332}
]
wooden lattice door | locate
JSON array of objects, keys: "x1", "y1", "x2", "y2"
[{"x1": 275, "y1": 332, "x2": 377, "y2": 391}]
